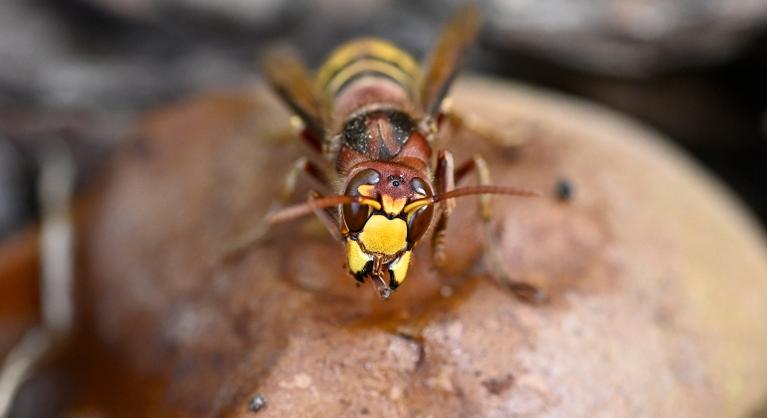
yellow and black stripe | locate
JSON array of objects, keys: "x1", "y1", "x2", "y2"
[{"x1": 315, "y1": 38, "x2": 420, "y2": 105}]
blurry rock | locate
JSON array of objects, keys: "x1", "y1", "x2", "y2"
[
  {"x1": 44, "y1": 77, "x2": 767, "y2": 417},
  {"x1": 0, "y1": 139, "x2": 26, "y2": 238},
  {"x1": 75, "y1": 0, "x2": 767, "y2": 76},
  {"x1": 0, "y1": 103, "x2": 136, "y2": 239},
  {"x1": 483, "y1": 0, "x2": 767, "y2": 75},
  {"x1": 0, "y1": 0, "x2": 253, "y2": 113},
  {"x1": 82, "y1": 0, "x2": 394, "y2": 26},
  {"x1": 82, "y1": 0, "x2": 289, "y2": 23}
]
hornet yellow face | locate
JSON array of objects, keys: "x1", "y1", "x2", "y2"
[{"x1": 341, "y1": 166, "x2": 434, "y2": 299}]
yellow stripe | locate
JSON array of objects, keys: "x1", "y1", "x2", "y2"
[
  {"x1": 323, "y1": 59, "x2": 414, "y2": 101},
  {"x1": 316, "y1": 38, "x2": 420, "y2": 98}
]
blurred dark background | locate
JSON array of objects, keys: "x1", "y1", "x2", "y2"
[{"x1": 1, "y1": 0, "x2": 765, "y2": 241}]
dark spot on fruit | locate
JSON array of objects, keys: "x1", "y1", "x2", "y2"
[
  {"x1": 556, "y1": 178, "x2": 574, "y2": 201},
  {"x1": 248, "y1": 394, "x2": 267, "y2": 412},
  {"x1": 482, "y1": 374, "x2": 515, "y2": 395}
]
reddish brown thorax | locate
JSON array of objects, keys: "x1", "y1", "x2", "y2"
[{"x1": 335, "y1": 109, "x2": 432, "y2": 177}]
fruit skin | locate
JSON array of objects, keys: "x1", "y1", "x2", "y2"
[{"x1": 4, "y1": 77, "x2": 767, "y2": 417}]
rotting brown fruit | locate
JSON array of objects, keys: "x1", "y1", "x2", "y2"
[{"x1": 2, "y1": 77, "x2": 767, "y2": 417}]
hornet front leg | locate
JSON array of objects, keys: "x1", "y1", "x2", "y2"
[
  {"x1": 224, "y1": 157, "x2": 334, "y2": 256},
  {"x1": 431, "y1": 150, "x2": 544, "y2": 303}
]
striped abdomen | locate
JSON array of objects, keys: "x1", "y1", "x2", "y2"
[{"x1": 315, "y1": 38, "x2": 421, "y2": 125}]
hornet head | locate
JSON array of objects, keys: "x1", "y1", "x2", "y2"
[{"x1": 340, "y1": 163, "x2": 435, "y2": 299}]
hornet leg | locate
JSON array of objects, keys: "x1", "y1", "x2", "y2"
[
  {"x1": 304, "y1": 189, "x2": 343, "y2": 242},
  {"x1": 452, "y1": 154, "x2": 545, "y2": 303},
  {"x1": 441, "y1": 98, "x2": 533, "y2": 149},
  {"x1": 430, "y1": 149, "x2": 456, "y2": 268},
  {"x1": 224, "y1": 157, "x2": 333, "y2": 256}
]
